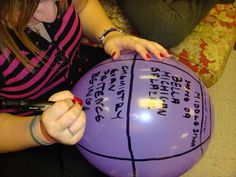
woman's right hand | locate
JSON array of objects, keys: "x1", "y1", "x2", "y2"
[{"x1": 39, "y1": 90, "x2": 86, "y2": 145}]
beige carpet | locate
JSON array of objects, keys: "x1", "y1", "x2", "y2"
[{"x1": 181, "y1": 50, "x2": 236, "y2": 177}]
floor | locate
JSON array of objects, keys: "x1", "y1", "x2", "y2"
[{"x1": 181, "y1": 49, "x2": 236, "y2": 177}]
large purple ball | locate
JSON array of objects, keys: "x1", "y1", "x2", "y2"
[{"x1": 72, "y1": 52, "x2": 214, "y2": 177}]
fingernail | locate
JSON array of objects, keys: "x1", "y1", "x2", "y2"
[
  {"x1": 146, "y1": 53, "x2": 151, "y2": 59},
  {"x1": 72, "y1": 97, "x2": 83, "y2": 106}
]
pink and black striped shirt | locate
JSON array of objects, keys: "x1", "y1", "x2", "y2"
[{"x1": 0, "y1": 2, "x2": 83, "y2": 115}]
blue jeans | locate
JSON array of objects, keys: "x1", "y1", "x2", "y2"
[{"x1": 116, "y1": 0, "x2": 234, "y2": 47}]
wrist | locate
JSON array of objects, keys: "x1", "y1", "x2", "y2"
[
  {"x1": 39, "y1": 117, "x2": 57, "y2": 144},
  {"x1": 29, "y1": 115, "x2": 55, "y2": 146},
  {"x1": 98, "y1": 27, "x2": 125, "y2": 47}
]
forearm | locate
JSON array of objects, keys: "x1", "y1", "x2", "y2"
[
  {"x1": 0, "y1": 113, "x2": 38, "y2": 153},
  {"x1": 76, "y1": 0, "x2": 116, "y2": 43}
]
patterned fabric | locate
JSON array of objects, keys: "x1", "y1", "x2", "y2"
[
  {"x1": 171, "y1": 3, "x2": 236, "y2": 87},
  {"x1": 0, "y1": 2, "x2": 83, "y2": 115},
  {"x1": 82, "y1": 0, "x2": 236, "y2": 88}
]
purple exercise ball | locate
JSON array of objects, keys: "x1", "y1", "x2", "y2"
[{"x1": 72, "y1": 52, "x2": 214, "y2": 177}]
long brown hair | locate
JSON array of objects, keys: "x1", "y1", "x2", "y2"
[{"x1": 0, "y1": 0, "x2": 67, "y2": 68}]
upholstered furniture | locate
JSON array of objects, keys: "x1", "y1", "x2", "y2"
[{"x1": 82, "y1": 0, "x2": 236, "y2": 87}]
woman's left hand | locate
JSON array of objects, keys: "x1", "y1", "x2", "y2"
[{"x1": 103, "y1": 32, "x2": 172, "y2": 60}]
